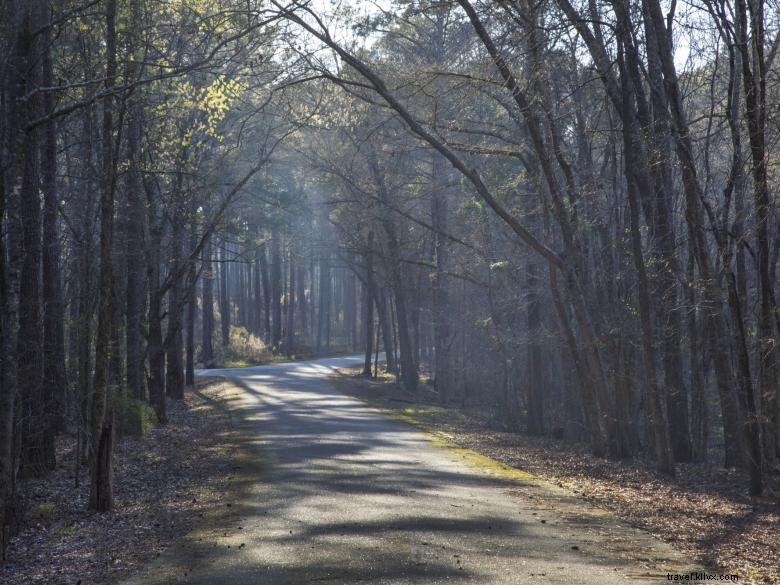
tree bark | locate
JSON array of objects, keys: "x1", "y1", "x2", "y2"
[
  {"x1": 285, "y1": 245, "x2": 296, "y2": 357},
  {"x1": 219, "y1": 240, "x2": 230, "y2": 347},
  {"x1": 124, "y1": 0, "x2": 147, "y2": 401},
  {"x1": 185, "y1": 222, "x2": 197, "y2": 386},
  {"x1": 363, "y1": 232, "x2": 375, "y2": 376},
  {"x1": 271, "y1": 226, "x2": 283, "y2": 353},
  {"x1": 90, "y1": 0, "x2": 117, "y2": 512},
  {"x1": 201, "y1": 236, "x2": 215, "y2": 366}
]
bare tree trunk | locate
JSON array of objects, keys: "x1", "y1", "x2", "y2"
[
  {"x1": 644, "y1": 0, "x2": 760, "y2": 491},
  {"x1": 735, "y1": 0, "x2": 777, "y2": 464},
  {"x1": 124, "y1": 0, "x2": 146, "y2": 401},
  {"x1": 367, "y1": 150, "x2": 417, "y2": 392},
  {"x1": 201, "y1": 236, "x2": 214, "y2": 366},
  {"x1": 687, "y1": 249, "x2": 708, "y2": 461},
  {"x1": 377, "y1": 289, "x2": 397, "y2": 374},
  {"x1": 431, "y1": 153, "x2": 456, "y2": 403},
  {"x1": 618, "y1": 47, "x2": 674, "y2": 473},
  {"x1": 165, "y1": 195, "x2": 184, "y2": 400},
  {"x1": 146, "y1": 193, "x2": 166, "y2": 423},
  {"x1": 40, "y1": 4, "x2": 65, "y2": 464},
  {"x1": 252, "y1": 244, "x2": 262, "y2": 336},
  {"x1": 258, "y1": 241, "x2": 271, "y2": 343},
  {"x1": 271, "y1": 226, "x2": 283, "y2": 353},
  {"x1": 525, "y1": 262, "x2": 544, "y2": 435},
  {"x1": 90, "y1": 0, "x2": 117, "y2": 512},
  {"x1": 1, "y1": 0, "x2": 31, "y2": 550},
  {"x1": 185, "y1": 222, "x2": 197, "y2": 386},
  {"x1": 285, "y1": 246, "x2": 295, "y2": 357},
  {"x1": 219, "y1": 240, "x2": 230, "y2": 347},
  {"x1": 549, "y1": 266, "x2": 606, "y2": 457},
  {"x1": 316, "y1": 249, "x2": 330, "y2": 354},
  {"x1": 17, "y1": 0, "x2": 46, "y2": 478},
  {"x1": 297, "y1": 263, "x2": 307, "y2": 342},
  {"x1": 363, "y1": 232, "x2": 375, "y2": 376}
]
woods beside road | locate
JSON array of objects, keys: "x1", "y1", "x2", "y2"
[{"x1": 1, "y1": 0, "x2": 780, "y2": 582}]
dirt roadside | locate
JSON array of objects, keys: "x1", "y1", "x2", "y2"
[{"x1": 0, "y1": 378, "x2": 255, "y2": 585}]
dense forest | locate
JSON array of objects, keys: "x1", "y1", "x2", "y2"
[{"x1": 1, "y1": 0, "x2": 778, "y2": 563}]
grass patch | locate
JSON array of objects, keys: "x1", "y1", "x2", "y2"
[
  {"x1": 331, "y1": 368, "x2": 536, "y2": 483},
  {"x1": 378, "y1": 406, "x2": 537, "y2": 483},
  {"x1": 119, "y1": 396, "x2": 158, "y2": 436},
  {"x1": 56, "y1": 524, "x2": 77, "y2": 536},
  {"x1": 35, "y1": 502, "x2": 57, "y2": 520}
]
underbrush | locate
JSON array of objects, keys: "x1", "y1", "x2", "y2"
[
  {"x1": 204, "y1": 325, "x2": 356, "y2": 368},
  {"x1": 212, "y1": 326, "x2": 273, "y2": 367}
]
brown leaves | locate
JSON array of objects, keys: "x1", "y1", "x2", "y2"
[
  {"x1": 1, "y1": 380, "x2": 236, "y2": 585},
  {"x1": 334, "y1": 370, "x2": 780, "y2": 585}
]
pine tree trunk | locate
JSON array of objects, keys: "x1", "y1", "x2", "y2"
[
  {"x1": 363, "y1": 232, "x2": 374, "y2": 376},
  {"x1": 17, "y1": 0, "x2": 46, "y2": 478},
  {"x1": 201, "y1": 237, "x2": 215, "y2": 366},
  {"x1": 165, "y1": 201, "x2": 184, "y2": 400},
  {"x1": 271, "y1": 227, "x2": 283, "y2": 353},
  {"x1": 124, "y1": 0, "x2": 147, "y2": 401},
  {"x1": 185, "y1": 222, "x2": 197, "y2": 386},
  {"x1": 90, "y1": 0, "x2": 117, "y2": 512},
  {"x1": 219, "y1": 241, "x2": 230, "y2": 346},
  {"x1": 286, "y1": 249, "x2": 295, "y2": 357}
]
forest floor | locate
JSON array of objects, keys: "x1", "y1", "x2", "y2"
[
  {"x1": 332, "y1": 368, "x2": 780, "y2": 585},
  {"x1": 0, "y1": 378, "x2": 247, "y2": 585}
]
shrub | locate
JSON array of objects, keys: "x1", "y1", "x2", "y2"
[{"x1": 118, "y1": 395, "x2": 158, "y2": 437}]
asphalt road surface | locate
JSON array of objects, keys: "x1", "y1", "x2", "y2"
[{"x1": 123, "y1": 355, "x2": 698, "y2": 584}]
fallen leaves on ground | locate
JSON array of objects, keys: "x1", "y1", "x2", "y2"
[
  {"x1": 333, "y1": 369, "x2": 780, "y2": 585},
  {"x1": 1, "y1": 378, "x2": 237, "y2": 585}
]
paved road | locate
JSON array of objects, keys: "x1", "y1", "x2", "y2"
[{"x1": 124, "y1": 355, "x2": 697, "y2": 584}]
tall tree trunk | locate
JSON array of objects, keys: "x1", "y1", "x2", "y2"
[
  {"x1": 1, "y1": 0, "x2": 32, "y2": 551},
  {"x1": 40, "y1": 3, "x2": 65, "y2": 463},
  {"x1": 619, "y1": 48, "x2": 674, "y2": 473},
  {"x1": 17, "y1": 0, "x2": 46, "y2": 478},
  {"x1": 90, "y1": 0, "x2": 117, "y2": 512},
  {"x1": 735, "y1": 0, "x2": 777, "y2": 464},
  {"x1": 687, "y1": 249, "x2": 708, "y2": 461},
  {"x1": 185, "y1": 222, "x2": 197, "y2": 386},
  {"x1": 201, "y1": 236, "x2": 215, "y2": 366},
  {"x1": 165, "y1": 191, "x2": 184, "y2": 400},
  {"x1": 271, "y1": 227, "x2": 283, "y2": 353},
  {"x1": 297, "y1": 263, "x2": 307, "y2": 342},
  {"x1": 525, "y1": 262, "x2": 545, "y2": 435},
  {"x1": 644, "y1": 0, "x2": 759, "y2": 491},
  {"x1": 252, "y1": 245, "x2": 262, "y2": 336},
  {"x1": 286, "y1": 247, "x2": 295, "y2": 357},
  {"x1": 367, "y1": 151, "x2": 417, "y2": 392},
  {"x1": 219, "y1": 240, "x2": 230, "y2": 347},
  {"x1": 377, "y1": 289, "x2": 397, "y2": 374},
  {"x1": 147, "y1": 287, "x2": 166, "y2": 423},
  {"x1": 124, "y1": 0, "x2": 147, "y2": 401},
  {"x1": 258, "y1": 241, "x2": 271, "y2": 343},
  {"x1": 363, "y1": 232, "x2": 375, "y2": 376},
  {"x1": 146, "y1": 185, "x2": 166, "y2": 423},
  {"x1": 431, "y1": 153, "x2": 456, "y2": 403},
  {"x1": 316, "y1": 249, "x2": 331, "y2": 353}
]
